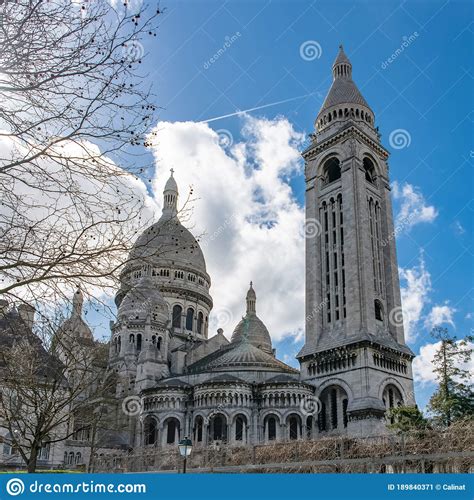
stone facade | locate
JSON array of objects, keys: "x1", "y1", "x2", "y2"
[
  {"x1": 0, "y1": 46, "x2": 417, "y2": 471},
  {"x1": 297, "y1": 46, "x2": 415, "y2": 437}
]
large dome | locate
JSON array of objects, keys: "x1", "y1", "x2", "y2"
[
  {"x1": 230, "y1": 283, "x2": 273, "y2": 354},
  {"x1": 231, "y1": 314, "x2": 272, "y2": 354},
  {"x1": 129, "y1": 215, "x2": 207, "y2": 275}
]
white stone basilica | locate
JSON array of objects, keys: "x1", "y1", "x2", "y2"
[{"x1": 0, "y1": 46, "x2": 417, "y2": 469}]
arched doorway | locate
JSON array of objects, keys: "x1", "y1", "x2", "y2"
[
  {"x1": 143, "y1": 416, "x2": 158, "y2": 446},
  {"x1": 263, "y1": 414, "x2": 279, "y2": 442},
  {"x1": 209, "y1": 414, "x2": 227, "y2": 442},
  {"x1": 234, "y1": 414, "x2": 247, "y2": 443},
  {"x1": 318, "y1": 385, "x2": 349, "y2": 432},
  {"x1": 287, "y1": 414, "x2": 301, "y2": 440},
  {"x1": 163, "y1": 418, "x2": 180, "y2": 445}
]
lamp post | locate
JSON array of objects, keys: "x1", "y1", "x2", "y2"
[{"x1": 178, "y1": 437, "x2": 192, "y2": 474}]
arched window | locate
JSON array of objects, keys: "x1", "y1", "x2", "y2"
[
  {"x1": 323, "y1": 157, "x2": 341, "y2": 185},
  {"x1": 136, "y1": 333, "x2": 142, "y2": 352},
  {"x1": 68, "y1": 452, "x2": 74, "y2": 465},
  {"x1": 331, "y1": 389, "x2": 338, "y2": 429},
  {"x1": 363, "y1": 157, "x2": 376, "y2": 184},
  {"x1": 197, "y1": 312, "x2": 204, "y2": 335},
  {"x1": 194, "y1": 416, "x2": 204, "y2": 442},
  {"x1": 382, "y1": 385, "x2": 403, "y2": 410},
  {"x1": 288, "y1": 415, "x2": 300, "y2": 440},
  {"x1": 210, "y1": 414, "x2": 226, "y2": 441},
  {"x1": 375, "y1": 300, "x2": 384, "y2": 321},
  {"x1": 382, "y1": 384, "x2": 404, "y2": 424},
  {"x1": 75, "y1": 452, "x2": 82, "y2": 465},
  {"x1": 172, "y1": 305, "x2": 182, "y2": 329},
  {"x1": 157, "y1": 337, "x2": 162, "y2": 350},
  {"x1": 306, "y1": 416, "x2": 313, "y2": 439},
  {"x1": 144, "y1": 416, "x2": 158, "y2": 446},
  {"x1": 129, "y1": 334, "x2": 134, "y2": 344},
  {"x1": 319, "y1": 385, "x2": 349, "y2": 432},
  {"x1": 166, "y1": 418, "x2": 180, "y2": 444},
  {"x1": 186, "y1": 308, "x2": 194, "y2": 331},
  {"x1": 266, "y1": 415, "x2": 277, "y2": 441},
  {"x1": 235, "y1": 415, "x2": 246, "y2": 441}
]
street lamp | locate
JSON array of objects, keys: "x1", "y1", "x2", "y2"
[{"x1": 178, "y1": 437, "x2": 192, "y2": 474}]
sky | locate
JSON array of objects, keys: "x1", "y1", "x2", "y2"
[{"x1": 87, "y1": 0, "x2": 473, "y2": 412}]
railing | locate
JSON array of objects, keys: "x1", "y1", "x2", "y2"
[{"x1": 93, "y1": 421, "x2": 474, "y2": 473}]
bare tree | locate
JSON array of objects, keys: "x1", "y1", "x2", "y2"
[
  {"x1": 0, "y1": 307, "x2": 116, "y2": 472},
  {"x1": 0, "y1": 0, "x2": 164, "y2": 305}
]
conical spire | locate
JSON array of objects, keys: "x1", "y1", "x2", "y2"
[
  {"x1": 316, "y1": 45, "x2": 373, "y2": 126},
  {"x1": 332, "y1": 45, "x2": 352, "y2": 80},
  {"x1": 246, "y1": 281, "x2": 256, "y2": 314},
  {"x1": 162, "y1": 168, "x2": 178, "y2": 218}
]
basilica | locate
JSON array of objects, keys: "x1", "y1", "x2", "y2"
[{"x1": 0, "y1": 46, "x2": 416, "y2": 470}]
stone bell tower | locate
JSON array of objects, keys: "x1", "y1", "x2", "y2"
[{"x1": 298, "y1": 46, "x2": 415, "y2": 436}]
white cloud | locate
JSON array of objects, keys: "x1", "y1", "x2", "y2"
[
  {"x1": 392, "y1": 181, "x2": 438, "y2": 231},
  {"x1": 413, "y1": 340, "x2": 474, "y2": 386},
  {"x1": 399, "y1": 254, "x2": 432, "y2": 343},
  {"x1": 424, "y1": 304, "x2": 456, "y2": 331},
  {"x1": 413, "y1": 341, "x2": 440, "y2": 385},
  {"x1": 149, "y1": 115, "x2": 306, "y2": 342},
  {"x1": 0, "y1": 133, "x2": 158, "y2": 304}
]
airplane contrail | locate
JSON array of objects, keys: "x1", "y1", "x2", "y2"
[{"x1": 198, "y1": 92, "x2": 322, "y2": 124}]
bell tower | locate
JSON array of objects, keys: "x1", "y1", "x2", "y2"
[{"x1": 298, "y1": 46, "x2": 415, "y2": 436}]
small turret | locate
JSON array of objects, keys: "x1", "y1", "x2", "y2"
[{"x1": 162, "y1": 168, "x2": 178, "y2": 218}]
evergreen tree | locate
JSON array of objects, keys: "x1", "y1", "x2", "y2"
[
  {"x1": 427, "y1": 327, "x2": 473, "y2": 427},
  {"x1": 387, "y1": 405, "x2": 429, "y2": 433}
]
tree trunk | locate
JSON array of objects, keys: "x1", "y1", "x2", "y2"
[{"x1": 27, "y1": 447, "x2": 39, "y2": 473}]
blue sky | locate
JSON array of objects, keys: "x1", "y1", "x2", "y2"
[{"x1": 88, "y1": 0, "x2": 473, "y2": 412}]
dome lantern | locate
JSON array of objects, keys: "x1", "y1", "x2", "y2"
[{"x1": 162, "y1": 168, "x2": 178, "y2": 218}]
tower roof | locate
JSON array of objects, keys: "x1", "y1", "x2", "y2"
[
  {"x1": 333, "y1": 44, "x2": 351, "y2": 66},
  {"x1": 318, "y1": 45, "x2": 372, "y2": 118},
  {"x1": 230, "y1": 283, "x2": 273, "y2": 354}
]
